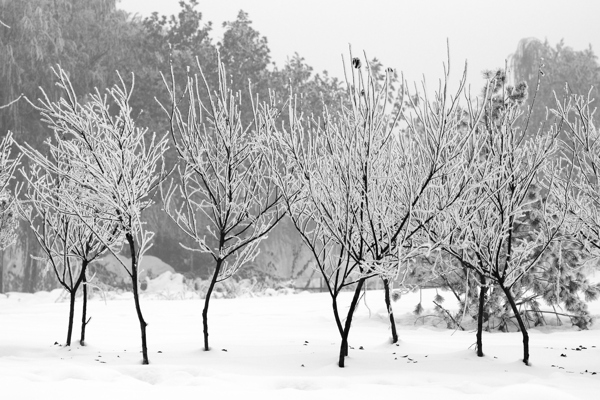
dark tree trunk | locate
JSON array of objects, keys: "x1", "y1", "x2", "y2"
[
  {"x1": 331, "y1": 295, "x2": 347, "y2": 356},
  {"x1": 501, "y1": 284, "x2": 529, "y2": 365},
  {"x1": 476, "y1": 274, "x2": 487, "y2": 357},
  {"x1": 66, "y1": 289, "x2": 76, "y2": 346},
  {"x1": 80, "y1": 263, "x2": 89, "y2": 346},
  {"x1": 127, "y1": 234, "x2": 149, "y2": 365},
  {"x1": 332, "y1": 296, "x2": 343, "y2": 335},
  {"x1": 202, "y1": 259, "x2": 222, "y2": 351},
  {"x1": 339, "y1": 278, "x2": 366, "y2": 368},
  {"x1": 382, "y1": 278, "x2": 398, "y2": 344}
]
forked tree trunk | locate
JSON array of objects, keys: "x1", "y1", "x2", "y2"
[
  {"x1": 80, "y1": 263, "x2": 89, "y2": 346},
  {"x1": 500, "y1": 283, "x2": 529, "y2": 365},
  {"x1": 127, "y1": 234, "x2": 149, "y2": 364},
  {"x1": 382, "y1": 278, "x2": 398, "y2": 344},
  {"x1": 476, "y1": 274, "x2": 487, "y2": 357},
  {"x1": 339, "y1": 277, "x2": 366, "y2": 368},
  {"x1": 202, "y1": 259, "x2": 222, "y2": 351}
]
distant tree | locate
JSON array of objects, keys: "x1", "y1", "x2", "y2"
[
  {"x1": 139, "y1": 0, "x2": 217, "y2": 135},
  {"x1": 0, "y1": 133, "x2": 20, "y2": 249},
  {"x1": 144, "y1": 0, "x2": 213, "y2": 52},
  {"x1": 270, "y1": 52, "x2": 345, "y2": 126},
  {"x1": 161, "y1": 56, "x2": 284, "y2": 351},
  {"x1": 509, "y1": 38, "x2": 600, "y2": 134},
  {"x1": 218, "y1": 10, "x2": 272, "y2": 112},
  {"x1": 0, "y1": 132, "x2": 20, "y2": 293}
]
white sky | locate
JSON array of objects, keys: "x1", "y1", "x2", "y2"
[{"x1": 118, "y1": 0, "x2": 600, "y2": 93}]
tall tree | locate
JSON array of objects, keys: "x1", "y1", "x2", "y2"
[
  {"x1": 264, "y1": 53, "x2": 485, "y2": 367},
  {"x1": 162, "y1": 56, "x2": 284, "y2": 351},
  {"x1": 430, "y1": 69, "x2": 568, "y2": 365},
  {"x1": 29, "y1": 67, "x2": 168, "y2": 364},
  {"x1": 17, "y1": 128, "x2": 123, "y2": 346},
  {"x1": 138, "y1": 1, "x2": 220, "y2": 276},
  {"x1": 218, "y1": 10, "x2": 273, "y2": 123}
]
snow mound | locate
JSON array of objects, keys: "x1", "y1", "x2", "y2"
[
  {"x1": 143, "y1": 271, "x2": 186, "y2": 293},
  {"x1": 1, "y1": 288, "x2": 65, "y2": 304},
  {"x1": 93, "y1": 254, "x2": 175, "y2": 284},
  {"x1": 137, "y1": 272, "x2": 300, "y2": 300},
  {"x1": 140, "y1": 271, "x2": 195, "y2": 300}
]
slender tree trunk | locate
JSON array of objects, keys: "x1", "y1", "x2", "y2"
[
  {"x1": 501, "y1": 284, "x2": 529, "y2": 365},
  {"x1": 66, "y1": 290, "x2": 76, "y2": 346},
  {"x1": 382, "y1": 278, "x2": 398, "y2": 344},
  {"x1": 331, "y1": 295, "x2": 347, "y2": 356},
  {"x1": 203, "y1": 259, "x2": 222, "y2": 351},
  {"x1": 65, "y1": 263, "x2": 85, "y2": 347},
  {"x1": 339, "y1": 278, "x2": 366, "y2": 368},
  {"x1": 80, "y1": 263, "x2": 89, "y2": 346},
  {"x1": 332, "y1": 296, "x2": 343, "y2": 335},
  {"x1": 127, "y1": 234, "x2": 149, "y2": 365},
  {"x1": 476, "y1": 274, "x2": 487, "y2": 357}
]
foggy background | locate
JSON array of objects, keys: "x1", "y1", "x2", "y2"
[{"x1": 1, "y1": 0, "x2": 599, "y2": 293}]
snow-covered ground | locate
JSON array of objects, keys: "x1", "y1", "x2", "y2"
[{"x1": 1, "y1": 277, "x2": 599, "y2": 399}]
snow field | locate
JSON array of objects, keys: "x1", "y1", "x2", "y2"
[{"x1": 0, "y1": 287, "x2": 599, "y2": 399}]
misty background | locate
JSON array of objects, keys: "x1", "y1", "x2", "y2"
[{"x1": 1, "y1": 0, "x2": 598, "y2": 292}]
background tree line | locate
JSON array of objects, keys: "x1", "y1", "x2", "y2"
[
  {"x1": 0, "y1": 0, "x2": 345, "y2": 291},
  {"x1": 0, "y1": 0, "x2": 599, "y2": 300}
]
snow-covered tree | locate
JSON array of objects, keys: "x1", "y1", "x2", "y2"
[
  {"x1": 552, "y1": 89, "x2": 600, "y2": 251},
  {"x1": 430, "y1": 69, "x2": 567, "y2": 365},
  {"x1": 548, "y1": 89, "x2": 600, "y2": 321},
  {"x1": 161, "y1": 56, "x2": 284, "y2": 351},
  {"x1": 263, "y1": 51, "x2": 487, "y2": 367},
  {"x1": 17, "y1": 137, "x2": 122, "y2": 346},
  {"x1": 25, "y1": 67, "x2": 168, "y2": 364}
]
